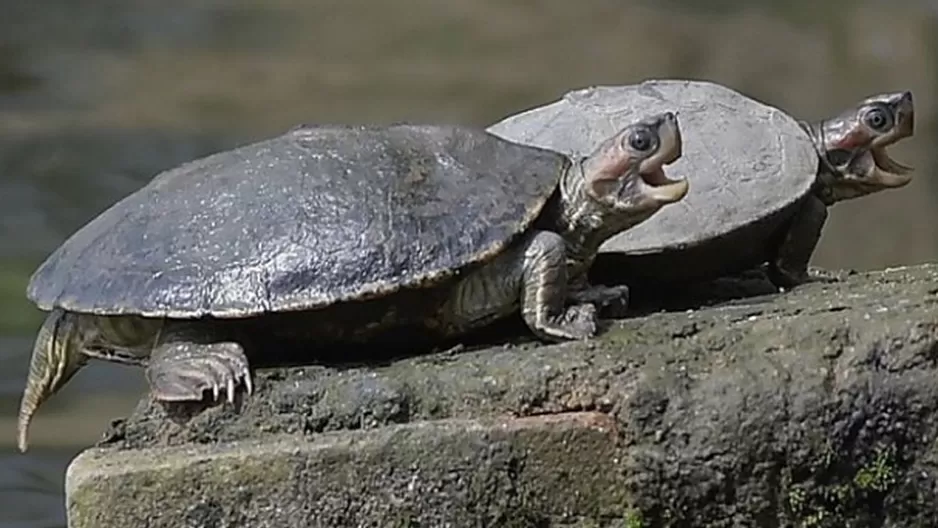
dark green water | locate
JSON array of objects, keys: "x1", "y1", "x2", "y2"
[{"x1": 2, "y1": 1, "x2": 937, "y2": 526}]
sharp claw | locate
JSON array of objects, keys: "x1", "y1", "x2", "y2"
[
  {"x1": 212, "y1": 384, "x2": 220, "y2": 401},
  {"x1": 245, "y1": 373, "x2": 254, "y2": 395},
  {"x1": 227, "y1": 379, "x2": 235, "y2": 403}
]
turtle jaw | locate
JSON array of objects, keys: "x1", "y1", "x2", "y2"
[
  {"x1": 864, "y1": 90, "x2": 915, "y2": 186},
  {"x1": 839, "y1": 149, "x2": 914, "y2": 197},
  {"x1": 827, "y1": 147, "x2": 914, "y2": 201},
  {"x1": 866, "y1": 90, "x2": 915, "y2": 185},
  {"x1": 622, "y1": 112, "x2": 688, "y2": 209},
  {"x1": 867, "y1": 146, "x2": 914, "y2": 187}
]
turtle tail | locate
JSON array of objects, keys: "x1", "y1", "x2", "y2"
[{"x1": 17, "y1": 308, "x2": 89, "y2": 452}]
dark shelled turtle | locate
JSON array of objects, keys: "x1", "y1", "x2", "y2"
[{"x1": 18, "y1": 115, "x2": 688, "y2": 451}]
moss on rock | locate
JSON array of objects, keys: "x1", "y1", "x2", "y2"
[{"x1": 68, "y1": 265, "x2": 938, "y2": 527}]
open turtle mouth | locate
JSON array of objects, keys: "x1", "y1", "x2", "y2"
[
  {"x1": 850, "y1": 146, "x2": 914, "y2": 189},
  {"x1": 627, "y1": 112, "x2": 688, "y2": 204},
  {"x1": 636, "y1": 165, "x2": 689, "y2": 203},
  {"x1": 858, "y1": 90, "x2": 914, "y2": 187},
  {"x1": 871, "y1": 145, "x2": 913, "y2": 177}
]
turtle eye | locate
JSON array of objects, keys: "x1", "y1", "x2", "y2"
[
  {"x1": 863, "y1": 105, "x2": 893, "y2": 132},
  {"x1": 627, "y1": 128, "x2": 655, "y2": 152}
]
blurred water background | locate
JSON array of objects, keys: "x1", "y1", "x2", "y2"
[{"x1": 1, "y1": 0, "x2": 937, "y2": 526}]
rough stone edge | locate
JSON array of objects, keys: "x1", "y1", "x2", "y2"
[{"x1": 66, "y1": 412, "x2": 631, "y2": 528}]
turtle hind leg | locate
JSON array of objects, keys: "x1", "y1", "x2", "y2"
[
  {"x1": 767, "y1": 194, "x2": 832, "y2": 289},
  {"x1": 145, "y1": 322, "x2": 253, "y2": 404}
]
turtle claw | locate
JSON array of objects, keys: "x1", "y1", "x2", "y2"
[
  {"x1": 146, "y1": 341, "x2": 253, "y2": 404},
  {"x1": 569, "y1": 284, "x2": 631, "y2": 318},
  {"x1": 532, "y1": 303, "x2": 598, "y2": 341}
]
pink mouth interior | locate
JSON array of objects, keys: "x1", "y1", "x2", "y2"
[{"x1": 640, "y1": 167, "x2": 671, "y2": 186}]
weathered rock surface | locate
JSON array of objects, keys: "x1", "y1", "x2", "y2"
[{"x1": 67, "y1": 264, "x2": 938, "y2": 527}]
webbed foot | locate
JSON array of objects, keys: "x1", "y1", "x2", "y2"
[{"x1": 146, "y1": 341, "x2": 253, "y2": 403}]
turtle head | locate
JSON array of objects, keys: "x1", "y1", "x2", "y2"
[
  {"x1": 579, "y1": 111, "x2": 688, "y2": 217},
  {"x1": 810, "y1": 90, "x2": 915, "y2": 203}
]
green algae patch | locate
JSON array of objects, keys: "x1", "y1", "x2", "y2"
[{"x1": 784, "y1": 442, "x2": 902, "y2": 527}]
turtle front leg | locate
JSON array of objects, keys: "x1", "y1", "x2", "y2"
[
  {"x1": 517, "y1": 231, "x2": 600, "y2": 341},
  {"x1": 146, "y1": 322, "x2": 253, "y2": 403},
  {"x1": 444, "y1": 230, "x2": 599, "y2": 341},
  {"x1": 767, "y1": 194, "x2": 831, "y2": 289}
]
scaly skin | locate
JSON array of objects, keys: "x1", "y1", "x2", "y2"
[
  {"x1": 17, "y1": 308, "x2": 255, "y2": 452},
  {"x1": 768, "y1": 91, "x2": 915, "y2": 288},
  {"x1": 17, "y1": 309, "x2": 160, "y2": 451},
  {"x1": 440, "y1": 112, "x2": 687, "y2": 339},
  {"x1": 17, "y1": 113, "x2": 687, "y2": 452}
]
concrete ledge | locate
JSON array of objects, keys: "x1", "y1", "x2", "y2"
[
  {"x1": 67, "y1": 264, "x2": 938, "y2": 527},
  {"x1": 67, "y1": 413, "x2": 625, "y2": 527}
]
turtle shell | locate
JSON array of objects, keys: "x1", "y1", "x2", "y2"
[
  {"x1": 28, "y1": 124, "x2": 568, "y2": 318},
  {"x1": 487, "y1": 79, "x2": 818, "y2": 256}
]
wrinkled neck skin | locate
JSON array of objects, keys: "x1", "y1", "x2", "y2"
[
  {"x1": 538, "y1": 160, "x2": 656, "y2": 279},
  {"x1": 800, "y1": 120, "x2": 842, "y2": 207}
]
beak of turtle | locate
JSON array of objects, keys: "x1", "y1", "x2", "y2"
[
  {"x1": 869, "y1": 90, "x2": 915, "y2": 184},
  {"x1": 637, "y1": 112, "x2": 689, "y2": 204},
  {"x1": 869, "y1": 147, "x2": 914, "y2": 187},
  {"x1": 847, "y1": 148, "x2": 913, "y2": 191}
]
